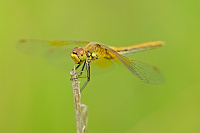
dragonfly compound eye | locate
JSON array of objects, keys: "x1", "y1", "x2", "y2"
[
  {"x1": 77, "y1": 48, "x2": 84, "y2": 56},
  {"x1": 72, "y1": 47, "x2": 79, "y2": 54}
]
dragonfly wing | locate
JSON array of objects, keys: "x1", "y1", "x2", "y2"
[
  {"x1": 124, "y1": 59, "x2": 164, "y2": 84},
  {"x1": 17, "y1": 39, "x2": 90, "y2": 69},
  {"x1": 17, "y1": 39, "x2": 89, "y2": 56},
  {"x1": 92, "y1": 56, "x2": 113, "y2": 68},
  {"x1": 101, "y1": 44, "x2": 164, "y2": 84}
]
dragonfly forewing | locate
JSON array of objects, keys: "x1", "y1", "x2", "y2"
[{"x1": 17, "y1": 40, "x2": 90, "y2": 69}]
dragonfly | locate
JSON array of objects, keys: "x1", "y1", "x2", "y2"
[{"x1": 17, "y1": 40, "x2": 164, "y2": 92}]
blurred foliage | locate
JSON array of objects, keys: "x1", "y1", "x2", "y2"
[{"x1": 0, "y1": 0, "x2": 200, "y2": 133}]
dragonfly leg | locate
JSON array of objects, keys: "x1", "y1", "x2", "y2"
[
  {"x1": 70, "y1": 70, "x2": 87, "y2": 81},
  {"x1": 73, "y1": 61, "x2": 87, "y2": 77},
  {"x1": 75, "y1": 64, "x2": 81, "y2": 70},
  {"x1": 78, "y1": 61, "x2": 86, "y2": 76},
  {"x1": 80, "y1": 62, "x2": 90, "y2": 92},
  {"x1": 70, "y1": 61, "x2": 86, "y2": 77}
]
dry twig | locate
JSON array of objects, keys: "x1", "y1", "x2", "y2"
[{"x1": 70, "y1": 68, "x2": 88, "y2": 133}]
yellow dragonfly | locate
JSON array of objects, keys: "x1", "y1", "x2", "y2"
[{"x1": 18, "y1": 40, "x2": 164, "y2": 92}]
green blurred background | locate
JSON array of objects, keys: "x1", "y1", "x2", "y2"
[{"x1": 1, "y1": 0, "x2": 200, "y2": 133}]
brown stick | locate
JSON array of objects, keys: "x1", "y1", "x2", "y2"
[{"x1": 70, "y1": 68, "x2": 88, "y2": 133}]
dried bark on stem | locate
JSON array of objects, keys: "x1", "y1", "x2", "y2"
[{"x1": 70, "y1": 68, "x2": 88, "y2": 133}]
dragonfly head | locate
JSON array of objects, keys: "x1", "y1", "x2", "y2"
[{"x1": 71, "y1": 47, "x2": 86, "y2": 64}]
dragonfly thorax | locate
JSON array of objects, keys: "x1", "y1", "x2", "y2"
[{"x1": 84, "y1": 42, "x2": 105, "y2": 61}]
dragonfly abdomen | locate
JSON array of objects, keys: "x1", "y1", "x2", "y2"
[{"x1": 110, "y1": 41, "x2": 164, "y2": 55}]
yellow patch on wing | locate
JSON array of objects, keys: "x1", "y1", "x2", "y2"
[
  {"x1": 92, "y1": 57, "x2": 113, "y2": 68},
  {"x1": 49, "y1": 41, "x2": 69, "y2": 45}
]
